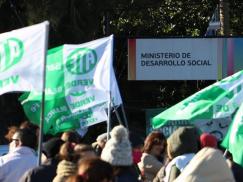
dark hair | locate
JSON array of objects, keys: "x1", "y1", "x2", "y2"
[
  {"x1": 66, "y1": 158, "x2": 113, "y2": 182},
  {"x1": 15, "y1": 128, "x2": 37, "y2": 149},
  {"x1": 61, "y1": 131, "x2": 82, "y2": 144},
  {"x1": 59, "y1": 142, "x2": 79, "y2": 162},
  {"x1": 143, "y1": 131, "x2": 166, "y2": 153}
]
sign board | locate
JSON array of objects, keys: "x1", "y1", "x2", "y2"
[{"x1": 128, "y1": 38, "x2": 243, "y2": 80}]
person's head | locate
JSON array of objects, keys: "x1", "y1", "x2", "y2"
[
  {"x1": 143, "y1": 131, "x2": 166, "y2": 158},
  {"x1": 61, "y1": 131, "x2": 82, "y2": 144},
  {"x1": 20, "y1": 121, "x2": 39, "y2": 137},
  {"x1": 200, "y1": 133, "x2": 218, "y2": 149},
  {"x1": 74, "y1": 144, "x2": 96, "y2": 159},
  {"x1": 5, "y1": 126, "x2": 18, "y2": 143},
  {"x1": 96, "y1": 133, "x2": 108, "y2": 149},
  {"x1": 42, "y1": 137, "x2": 64, "y2": 161},
  {"x1": 101, "y1": 125, "x2": 133, "y2": 167},
  {"x1": 67, "y1": 158, "x2": 113, "y2": 182},
  {"x1": 167, "y1": 126, "x2": 200, "y2": 160},
  {"x1": 59, "y1": 141, "x2": 79, "y2": 162},
  {"x1": 9, "y1": 128, "x2": 37, "y2": 151}
]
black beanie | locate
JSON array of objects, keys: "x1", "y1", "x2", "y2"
[{"x1": 42, "y1": 137, "x2": 64, "y2": 158}]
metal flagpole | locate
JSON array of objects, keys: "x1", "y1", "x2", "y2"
[
  {"x1": 37, "y1": 21, "x2": 49, "y2": 166},
  {"x1": 107, "y1": 91, "x2": 112, "y2": 141},
  {"x1": 121, "y1": 104, "x2": 129, "y2": 129}
]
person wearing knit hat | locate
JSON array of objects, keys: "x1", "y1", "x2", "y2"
[
  {"x1": 101, "y1": 125, "x2": 140, "y2": 182},
  {"x1": 200, "y1": 133, "x2": 218, "y2": 149}
]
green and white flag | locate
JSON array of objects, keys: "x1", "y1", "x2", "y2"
[
  {"x1": 221, "y1": 103, "x2": 243, "y2": 167},
  {"x1": 0, "y1": 21, "x2": 49, "y2": 95},
  {"x1": 20, "y1": 35, "x2": 122, "y2": 134},
  {"x1": 152, "y1": 70, "x2": 243, "y2": 129}
]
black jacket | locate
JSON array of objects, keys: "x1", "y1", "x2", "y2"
[{"x1": 20, "y1": 158, "x2": 59, "y2": 182}]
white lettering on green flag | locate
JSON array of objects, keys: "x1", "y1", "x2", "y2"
[
  {"x1": 20, "y1": 35, "x2": 122, "y2": 134},
  {"x1": 152, "y1": 70, "x2": 243, "y2": 129}
]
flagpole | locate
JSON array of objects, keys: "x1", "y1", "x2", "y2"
[
  {"x1": 37, "y1": 21, "x2": 49, "y2": 166},
  {"x1": 107, "y1": 91, "x2": 112, "y2": 140},
  {"x1": 223, "y1": 149, "x2": 229, "y2": 157},
  {"x1": 121, "y1": 104, "x2": 129, "y2": 129}
]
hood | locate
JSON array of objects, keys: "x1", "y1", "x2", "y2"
[
  {"x1": 174, "y1": 147, "x2": 235, "y2": 182},
  {"x1": 167, "y1": 126, "x2": 199, "y2": 159}
]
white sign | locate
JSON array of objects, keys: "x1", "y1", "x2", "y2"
[{"x1": 128, "y1": 38, "x2": 222, "y2": 80}]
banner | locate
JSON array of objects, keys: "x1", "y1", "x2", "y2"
[
  {"x1": 128, "y1": 38, "x2": 243, "y2": 80},
  {"x1": 20, "y1": 35, "x2": 122, "y2": 134},
  {"x1": 152, "y1": 70, "x2": 243, "y2": 129},
  {"x1": 221, "y1": 104, "x2": 243, "y2": 167},
  {"x1": 0, "y1": 21, "x2": 48, "y2": 95},
  {"x1": 146, "y1": 108, "x2": 230, "y2": 140}
]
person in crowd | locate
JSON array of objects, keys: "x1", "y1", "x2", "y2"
[
  {"x1": 92, "y1": 132, "x2": 108, "y2": 156},
  {"x1": 129, "y1": 132, "x2": 144, "y2": 164},
  {"x1": 61, "y1": 131, "x2": 82, "y2": 144},
  {"x1": 19, "y1": 137, "x2": 64, "y2": 182},
  {"x1": 225, "y1": 151, "x2": 243, "y2": 182},
  {"x1": 0, "y1": 128, "x2": 37, "y2": 182},
  {"x1": 174, "y1": 147, "x2": 235, "y2": 182},
  {"x1": 53, "y1": 142, "x2": 79, "y2": 182},
  {"x1": 4, "y1": 125, "x2": 18, "y2": 143},
  {"x1": 200, "y1": 133, "x2": 218, "y2": 148},
  {"x1": 20, "y1": 121, "x2": 39, "y2": 138},
  {"x1": 101, "y1": 125, "x2": 140, "y2": 182},
  {"x1": 138, "y1": 131, "x2": 166, "y2": 182},
  {"x1": 74, "y1": 144, "x2": 96, "y2": 159},
  {"x1": 154, "y1": 126, "x2": 200, "y2": 182},
  {"x1": 66, "y1": 158, "x2": 113, "y2": 182}
]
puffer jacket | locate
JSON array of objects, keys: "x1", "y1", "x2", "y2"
[{"x1": 174, "y1": 147, "x2": 235, "y2": 182}]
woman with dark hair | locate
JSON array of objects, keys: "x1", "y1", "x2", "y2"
[
  {"x1": 138, "y1": 131, "x2": 167, "y2": 182},
  {"x1": 53, "y1": 142, "x2": 78, "y2": 182},
  {"x1": 66, "y1": 158, "x2": 113, "y2": 182}
]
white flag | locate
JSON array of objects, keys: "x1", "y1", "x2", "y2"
[
  {"x1": 63, "y1": 35, "x2": 122, "y2": 112},
  {"x1": 0, "y1": 21, "x2": 49, "y2": 95}
]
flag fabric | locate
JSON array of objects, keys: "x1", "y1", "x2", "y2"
[
  {"x1": 20, "y1": 35, "x2": 122, "y2": 134},
  {"x1": 221, "y1": 103, "x2": 243, "y2": 167},
  {"x1": 152, "y1": 70, "x2": 243, "y2": 129},
  {"x1": 0, "y1": 21, "x2": 48, "y2": 95}
]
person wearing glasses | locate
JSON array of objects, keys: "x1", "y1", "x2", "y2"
[{"x1": 0, "y1": 128, "x2": 37, "y2": 182}]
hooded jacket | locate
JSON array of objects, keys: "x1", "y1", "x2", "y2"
[{"x1": 174, "y1": 147, "x2": 235, "y2": 182}]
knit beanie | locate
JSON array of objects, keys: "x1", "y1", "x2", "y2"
[
  {"x1": 200, "y1": 133, "x2": 217, "y2": 148},
  {"x1": 101, "y1": 125, "x2": 133, "y2": 166},
  {"x1": 167, "y1": 126, "x2": 200, "y2": 159},
  {"x1": 42, "y1": 137, "x2": 64, "y2": 158}
]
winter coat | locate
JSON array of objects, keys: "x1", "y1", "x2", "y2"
[
  {"x1": 19, "y1": 158, "x2": 59, "y2": 182},
  {"x1": 0, "y1": 146, "x2": 37, "y2": 182},
  {"x1": 115, "y1": 166, "x2": 141, "y2": 182},
  {"x1": 174, "y1": 147, "x2": 235, "y2": 182},
  {"x1": 157, "y1": 126, "x2": 199, "y2": 182},
  {"x1": 138, "y1": 153, "x2": 163, "y2": 182},
  {"x1": 52, "y1": 160, "x2": 77, "y2": 182}
]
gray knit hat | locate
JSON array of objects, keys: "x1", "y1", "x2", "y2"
[{"x1": 101, "y1": 125, "x2": 132, "y2": 166}]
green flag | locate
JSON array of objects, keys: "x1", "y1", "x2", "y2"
[
  {"x1": 221, "y1": 103, "x2": 243, "y2": 167},
  {"x1": 20, "y1": 36, "x2": 121, "y2": 134},
  {"x1": 152, "y1": 70, "x2": 243, "y2": 129}
]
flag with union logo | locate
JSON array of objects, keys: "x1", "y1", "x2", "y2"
[
  {"x1": 0, "y1": 21, "x2": 49, "y2": 95},
  {"x1": 20, "y1": 35, "x2": 122, "y2": 134}
]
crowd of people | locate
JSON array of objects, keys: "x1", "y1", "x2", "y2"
[{"x1": 0, "y1": 121, "x2": 242, "y2": 182}]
